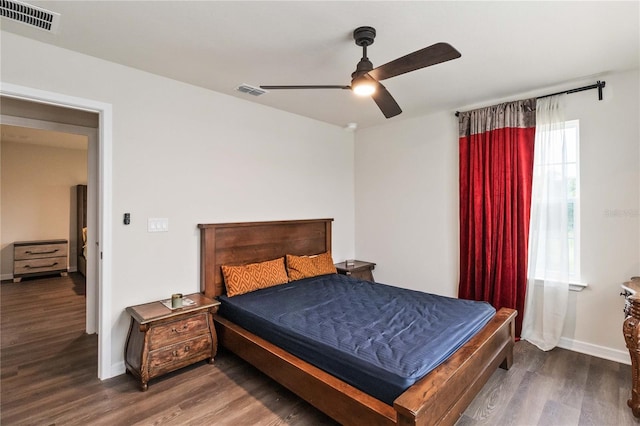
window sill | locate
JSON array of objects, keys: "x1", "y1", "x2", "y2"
[
  {"x1": 569, "y1": 282, "x2": 588, "y2": 292},
  {"x1": 532, "y1": 278, "x2": 588, "y2": 292}
]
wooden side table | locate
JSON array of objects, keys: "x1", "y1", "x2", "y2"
[
  {"x1": 124, "y1": 293, "x2": 220, "y2": 391},
  {"x1": 335, "y1": 260, "x2": 376, "y2": 282}
]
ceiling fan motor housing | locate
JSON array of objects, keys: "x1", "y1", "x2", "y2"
[{"x1": 352, "y1": 57, "x2": 373, "y2": 79}]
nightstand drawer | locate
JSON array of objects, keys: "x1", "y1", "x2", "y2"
[
  {"x1": 348, "y1": 269, "x2": 374, "y2": 281},
  {"x1": 14, "y1": 256, "x2": 68, "y2": 275},
  {"x1": 148, "y1": 335, "x2": 212, "y2": 375},
  {"x1": 15, "y1": 243, "x2": 68, "y2": 260},
  {"x1": 148, "y1": 313, "x2": 209, "y2": 350}
]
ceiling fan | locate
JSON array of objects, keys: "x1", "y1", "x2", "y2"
[{"x1": 260, "y1": 26, "x2": 461, "y2": 119}]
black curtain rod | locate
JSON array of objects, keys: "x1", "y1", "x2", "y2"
[{"x1": 455, "y1": 80, "x2": 606, "y2": 117}]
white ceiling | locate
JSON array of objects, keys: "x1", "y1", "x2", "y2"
[{"x1": 1, "y1": 1, "x2": 638, "y2": 129}]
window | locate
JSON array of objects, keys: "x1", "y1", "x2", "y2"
[
  {"x1": 565, "y1": 121, "x2": 580, "y2": 279},
  {"x1": 530, "y1": 120, "x2": 580, "y2": 281}
]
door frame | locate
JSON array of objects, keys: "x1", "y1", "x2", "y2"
[{"x1": 1, "y1": 82, "x2": 113, "y2": 379}]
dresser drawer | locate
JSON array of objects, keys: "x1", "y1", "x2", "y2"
[
  {"x1": 14, "y1": 243, "x2": 68, "y2": 260},
  {"x1": 147, "y1": 334, "x2": 212, "y2": 376},
  {"x1": 14, "y1": 256, "x2": 68, "y2": 275},
  {"x1": 148, "y1": 313, "x2": 210, "y2": 350}
]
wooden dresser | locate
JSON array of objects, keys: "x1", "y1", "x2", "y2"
[
  {"x1": 13, "y1": 239, "x2": 68, "y2": 283},
  {"x1": 622, "y1": 277, "x2": 640, "y2": 417},
  {"x1": 335, "y1": 260, "x2": 376, "y2": 281},
  {"x1": 124, "y1": 293, "x2": 220, "y2": 391}
]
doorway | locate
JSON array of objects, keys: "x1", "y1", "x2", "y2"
[
  {"x1": 1, "y1": 119, "x2": 96, "y2": 333},
  {"x1": 0, "y1": 83, "x2": 113, "y2": 379}
]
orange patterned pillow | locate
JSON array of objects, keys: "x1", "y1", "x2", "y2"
[
  {"x1": 286, "y1": 252, "x2": 337, "y2": 281},
  {"x1": 221, "y1": 257, "x2": 289, "y2": 297}
]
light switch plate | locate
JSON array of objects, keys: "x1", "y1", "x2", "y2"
[{"x1": 148, "y1": 218, "x2": 169, "y2": 232}]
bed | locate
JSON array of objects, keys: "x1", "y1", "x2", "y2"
[{"x1": 199, "y1": 218, "x2": 516, "y2": 426}]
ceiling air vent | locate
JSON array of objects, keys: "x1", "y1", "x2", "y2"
[
  {"x1": 236, "y1": 84, "x2": 268, "y2": 97},
  {"x1": 0, "y1": 0, "x2": 61, "y2": 33}
]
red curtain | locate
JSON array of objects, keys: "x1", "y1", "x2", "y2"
[{"x1": 458, "y1": 99, "x2": 536, "y2": 338}]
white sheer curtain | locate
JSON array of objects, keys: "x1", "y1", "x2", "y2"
[{"x1": 521, "y1": 94, "x2": 570, "y2": 351}]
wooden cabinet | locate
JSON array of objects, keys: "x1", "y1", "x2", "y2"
[
  {"x1": 335, "y1": 260, "x2": 376, "y2": 282},
  {"x1": 13, "y1": 239, "x2": 68, "y2": 282},
  {"x1": 124, "y1": 293, "x2": 220, "y2": 391},
  {"x1": 622, "y1": 277, "x2": 640, "y2": 417}
]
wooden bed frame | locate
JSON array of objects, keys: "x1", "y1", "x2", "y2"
[{"x1": 199, "y1": 218, "x2": 516, "y2": 426}]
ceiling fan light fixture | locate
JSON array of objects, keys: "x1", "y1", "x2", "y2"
[{"x1": 351, "y1": 76, "x2": 376, "y2": 96}]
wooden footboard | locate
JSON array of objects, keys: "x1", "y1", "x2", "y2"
[
  {"x1": 215, "y1": 308, "x2": 516, "y2": 426},
  {"x1": 394, "y1": 308, "x2": 516, "y2": 426}
]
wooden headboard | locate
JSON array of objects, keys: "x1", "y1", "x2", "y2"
[{"x1": 198, "y1": 219, "x2": 333, "y2": 298}]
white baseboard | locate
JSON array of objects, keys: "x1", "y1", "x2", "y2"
[
  {"x1": 558, "y1": 336, "x2": 630, "y2": 365},
  {"x1": 109, "y1": 361, "x2": 126, "y2": 379}
]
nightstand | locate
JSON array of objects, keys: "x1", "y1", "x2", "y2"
[
  {"x1": 335, "y1": 260, "x2": 376, "y2": 282},
  {"x1": 124, "y1": 293, "x2": 220, "y2": 391}
]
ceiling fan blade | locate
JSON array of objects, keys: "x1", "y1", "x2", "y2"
[
  {"x1": 371, "y1": 81, "x2": 402, "y2": 118},
  {"x1": 367, "y1": 42, "x2": 461, "y2": 82},
  {"x1": 260, "y1": 85, "x2": 350, "y2": 90}
]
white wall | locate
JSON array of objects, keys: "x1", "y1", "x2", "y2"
[
  {"x1": 560, "y1": 69, "x2": 639, "y2": 358},
  {"x1": 1, "y1": 140, "x2": 88, "y2": 276},
  {"x1": 355, "y1": 69, "x2": 640, "y2": 361},
  {"x1": 354, "y1": 111, "x2": 459, "y2": 296},
  {"x1": 1, "y1": 31, "x2": 356, "y2": 375}
]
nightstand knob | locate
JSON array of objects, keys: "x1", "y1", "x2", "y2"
[
  {"x1": 172, "y1": 350, "x2": 178, "y2": 357},
  {"x1": 184, "y1": 345, "x2": 190, "y2": 352}
]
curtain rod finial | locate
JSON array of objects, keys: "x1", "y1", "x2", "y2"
[{"x1": 597, "y1": 80, "x2": 605, "y2": 101}]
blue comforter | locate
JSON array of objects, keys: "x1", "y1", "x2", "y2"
[{"x1": 218, "y1": 273, "x2": 495, "y2": 404}]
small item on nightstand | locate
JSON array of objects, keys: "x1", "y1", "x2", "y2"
[
  {"x1": 345, "y1": 259, "x2": 355, "y2": 267},
  {"x1": 171, "y1": 293, "x2": 183, "y2": 308}
]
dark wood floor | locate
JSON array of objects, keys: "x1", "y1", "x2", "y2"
[{"x1": 1, "y1": 274, "x2": 638, "y2": 425}]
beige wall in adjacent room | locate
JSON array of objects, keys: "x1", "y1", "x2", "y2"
[{"x1": 1, "y1": 139, "x2": 88, "y2": 277}]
